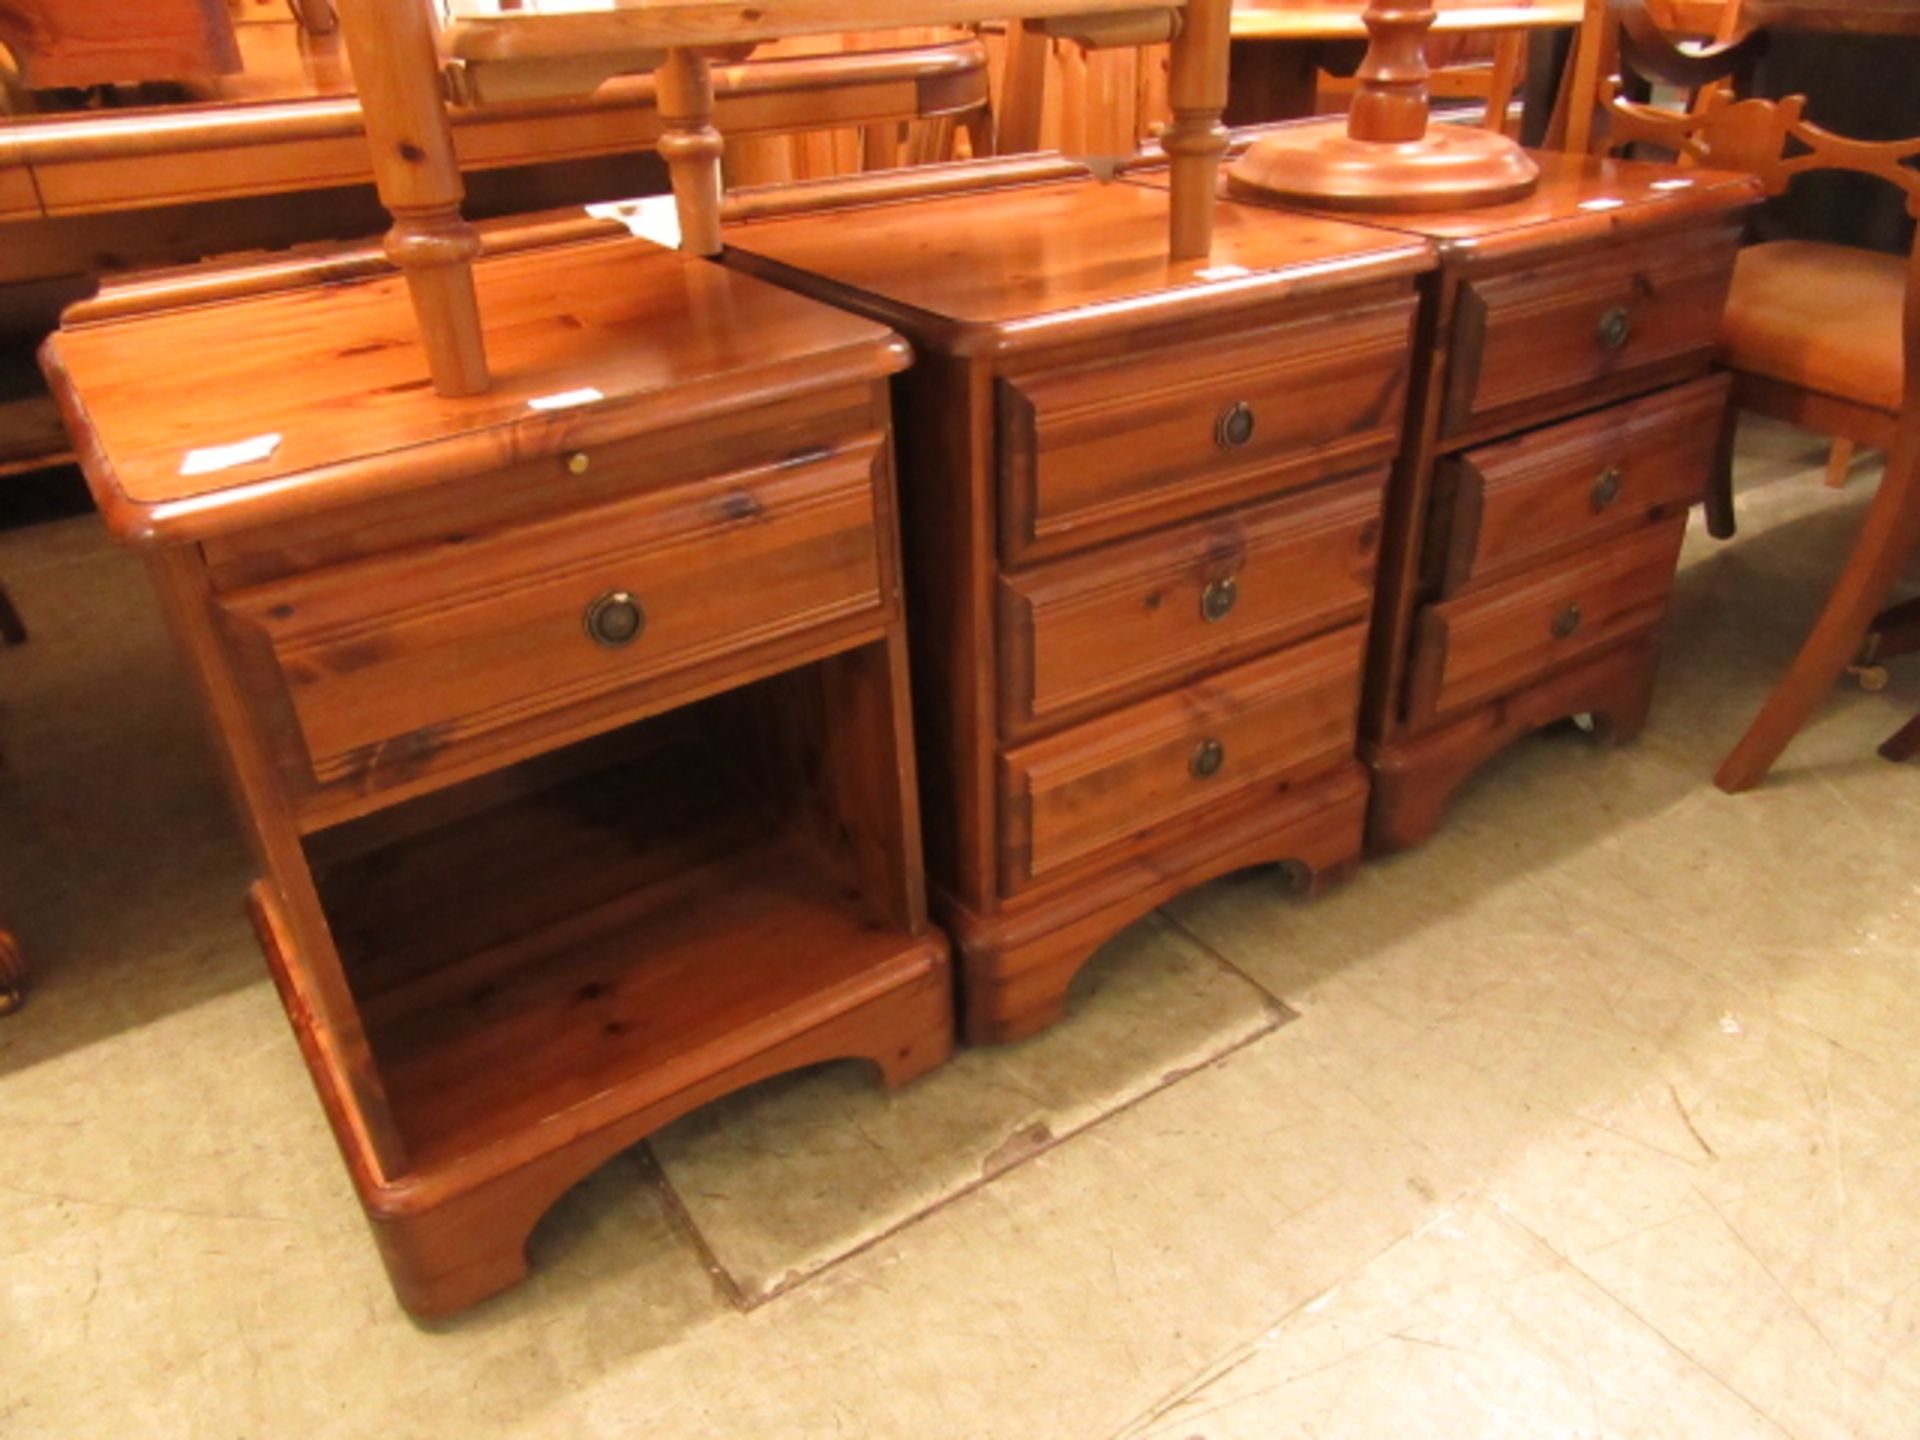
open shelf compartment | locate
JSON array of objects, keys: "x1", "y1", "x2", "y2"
[{"x1": 301, "y1": 642, "x2": 949, "y2": 1182}]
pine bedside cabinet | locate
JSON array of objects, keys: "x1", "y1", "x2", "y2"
[
  {"x1": 43, "y1": 235, "x2": 953, "y2": 1316},
  {"x1": 726, "y1": 172, "x2": 1435, "y2": 1043}
]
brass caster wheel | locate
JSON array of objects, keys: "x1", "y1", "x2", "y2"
[{"x1": 1849, "y1": 664, "x2": 1891, "y2": 693}]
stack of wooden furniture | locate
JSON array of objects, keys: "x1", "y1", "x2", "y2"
[{"x1": 37, "y1": 0, "x2": 1775, "y2": 1317}]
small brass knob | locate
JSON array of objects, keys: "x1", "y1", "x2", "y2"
[
  {"x1": 566, "y1": 451, "x2": 592, "y2": 476},
  {"x1": 1551, "y1": 603, "x2": 1583, "y2": 640},
  {"x1": 1190, "y1": 738, "x2": 1226, "y2": 780},
  {"x1": 1590, "y1": 465, "x2": 1623, "y2": 513},
  {"x1": 584, "y1": 590, "x2": 645, "y2": 648},
  {"x1": 1215, "y1": 402, "x2": 1256, "y2": 451},
  {"x1": 1596, "y1": 306, "x2": 1631, "y2": 352},
  {"x1": 1200, "y1": 577, "x2": 1239, "y2": 623}
]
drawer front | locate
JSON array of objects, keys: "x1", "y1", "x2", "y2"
[
  {"x1": 1442, "y1": 225, "x2": 1740, "y2": 438},
  {"x1": 1405, "y1": 516, "x2": 1686, "y2": 726},
  {"x1": 1000, "y1": 625, "x2": 1365, "y2": 891},
  {"x1": 223, "y1": 439, "x2": 888, "y2": 788},
  {"x1": 1427, "y1": 373, "x2": 1729, "y2": 597},
  {"x1": 998, "y1": 294, "x2": 1415, "y2": 564},
  {"x1": 1000, "y1": 471, "x2": 1384, "y2": 735}
]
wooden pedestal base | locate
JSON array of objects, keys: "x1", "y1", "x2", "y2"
[
  {"x1": 250, "y1": 884, "x2": 951, "y2": 1317},
  {"x1": 1226, "y1": 120, "x2": 1541, "y2": 214},
  {"x1": 942, "y1": 765, "x2": 1367, "y2": 1046},
  {"x1": 1365, "y1": 640, "x2": 1660, "y2": 855}
]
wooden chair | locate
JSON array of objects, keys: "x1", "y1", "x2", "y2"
[
  {"x1": 1592, "y1": 2, "x2": 1920, "y2": 787},
  {"x1": 723, "y1": 29, "x2": 994, "y2": 186},
  {"x1": 331, "y1": 0, "x2": 1233, "y2": 399}
]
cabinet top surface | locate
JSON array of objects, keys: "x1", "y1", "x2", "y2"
[
  {"x1": 1149, "y1": 151, "x2": 1762, "y2": 257},
  {"x1": 44, "y1": 238, "x2": 905, "y2": 546},
  {"x1": 1310, "y1": 152, "x2": 1761, "y2": 245},
  {"x1": 722, "y1": 178, "x2": 1434, "y2": 354}
]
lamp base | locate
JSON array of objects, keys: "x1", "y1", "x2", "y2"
[{"x1": 1226, "y1": 119, "x2": 1540, "y2": 213}]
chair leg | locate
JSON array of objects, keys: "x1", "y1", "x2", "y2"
[
  {"x1": 1869, "y1": 594, "x2": 1920, "y2": 663},
  {"x1": 1824, "y1": 436, "x2": 1857, "y2": 489},
  {"x1": 0, "y1": 929, "x2": 23, "y2": 1016},
  {"x1": 1705, "y1": 391, "x2": 1741, "y2": 540},
  {"x1": 1715, "y1": 432, "x2": 1920, "y2": 792},
  {"x1": 0, "y1": 582, "x2": 23, "y2": 647},
  {"x1": 1881, "y1": 711, "x2": 1920, "y2": 763}
]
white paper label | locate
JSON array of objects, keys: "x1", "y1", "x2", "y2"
[
  {"x1": 527, "y1": 387, "x2": 605, "y2": 412},
  {"x1": 586, "y1": 195, "x2": 683, "y2": 249},
  {"x1": 179, "y1": 432, "x2": 282, "y2": 477}
]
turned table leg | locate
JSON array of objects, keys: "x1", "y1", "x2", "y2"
[
  {"x1": 658, "y1": 49, "x2": 725, "y2": 258},
  {"x1": 334, "y1": 0, "x2": 488, "y2": 397},
  {"x1": 1164, "y1": 0, "x2": 1231, "y2": 261}
]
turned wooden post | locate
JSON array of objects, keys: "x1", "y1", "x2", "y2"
[
  {"x1": 1164, "y1": 0, "x2": 1232, "y2": 260},
  {"x1": 1226, "y1": 0, "x2": 1537, "y2": 211},
  {"x1": 1349, "y1": 2, "x2": 1435, "y2": 142},
  {"x1": 334, "y1": 0, "x2": 488, "y2": 397},
  {"x1": 658, "y1": 48, "x2": 726, "y2": 257}
]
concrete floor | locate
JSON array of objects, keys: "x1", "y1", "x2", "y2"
[{"x1": 1, "y1": 419, "x2": 1916, "y2": 1439}]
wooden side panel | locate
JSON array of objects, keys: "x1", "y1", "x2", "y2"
[
  {"x1": 1405, "y1": 516, "x2": 1688, "y2": 725},
  {"x1": 0, "y1": 0, "x2": 241, "y2": 89},
  {"x1": 998, "y1": 294, "x2": 1416, "y2": 562},
  {"x1": 999, "y1": 469, "x2": 1384, "y2": 736},
  {"x1": 1427, "y1": 374, "x2": 1731, "y2": 596},
  {"x1": 222, "y1": 442, "x2": 886, "y2": 790},
  {"x1": 999, "y1": 624, "x2": 1366, "y2": 892},
  {"x1": 1442, "y1": 223, "x2": 1741, "y2": 438}
]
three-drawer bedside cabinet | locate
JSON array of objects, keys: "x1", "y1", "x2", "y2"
[
  {"x1": 1131, "y1": 149, "x2": 1763, "y2": 850},
  {"x1": 43, "y1": 236, "x2": 954, "y2": 1315},
  {"x1": 726, "y1": 174, "x2": 1436, "y2": 1043},
  {"x1": 1326, "y1": 154, "x2": 1763, "y2": 850}
]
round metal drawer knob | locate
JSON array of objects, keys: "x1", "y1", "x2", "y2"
[
  {"x1": 1200, "y1": 576, "x2": 1239, "y2": 623},
  {"x1": 1190, "y1": 737, "x2": 1226, "y2": 780},
  {"x1": 1215, "y1": 402, "x2": 1257, "y2": 451},
  {"x1": 584, "y1": 590, "x2": 645, "y2": 648},
  {"x1": 1596, "y1": 305, "x2": 1631, "y2": 352},
  {"x1": 1551, "y1": 603, "x2": 1583, "y2": 640},
  {"x1": 1590, "y1": 465, "x2": 1623, "y2": 513},
  {"x1": 566, "y1": 451, "x2": 592, "y2": 476}
]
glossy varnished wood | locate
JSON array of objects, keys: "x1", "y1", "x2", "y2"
[
  {"x1": 999, "y1": 470, "x2": 1384, "y2": 735},
  {"x1": 47, "y1": 241, "x2": 949, "y2": 1316},
  {"x1": 1132, "y1": 149, "x2": 1758, "y2": 848},
  {"x1": 725, "y1": 177, "x2": 1433, "y2": 357},
  {"x1": 44, "y1": 236, "x2": 907, "y2": 545},
  {"x1": 727, "y1": 174, "x2": 1429, "y2": 1040},
  {"x1": 1426, "y1": 373, "x2": 1728, "y2": 595}
]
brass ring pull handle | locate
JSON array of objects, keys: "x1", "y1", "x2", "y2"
[
  {"x1": 1215, "y1": 401, "x2": 1256, "y2": 451},
  {"x1": 1596, "y1": 306, "x2": 1631, "y2": 352},
  {"x1": 584, "y1": 590, "x2": 646, "y2": 648},
  {"x1": 1590, "y1": 465, "x2": 1623, "y2": 513},
  {"x1": 1200, "y1": 576, "x2": 1239, "y2": 623},
  {"x1": 1550, "y1": 603, "x2": 1583, "y2": 640},
  {"x1": 1190, "y1": 738, "x2": 1226, "y2": 779}
]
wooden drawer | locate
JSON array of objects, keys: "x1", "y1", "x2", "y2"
[
  {"x1": 999, "y1": 471, "x2": 1384, "y2": 735},
  {"x1": 1405, "y1": 516, "x2": 1686, "y2": 726},
  {"x1": 1427, "y1": 374, "x2": 1729, "y2": 598},
  {"x1": 1442, "y1": 225, "x2": 1740, "y2": 438},
  {"x1": 999, "y1": 625, "x2": 1365, "y2": 891},
  {"x1": 222, "y1": 439, "x2": 889, "y2": 790},
  {"x1": 997, "y1": 294, "x2": 1415, "y2": 563}
]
